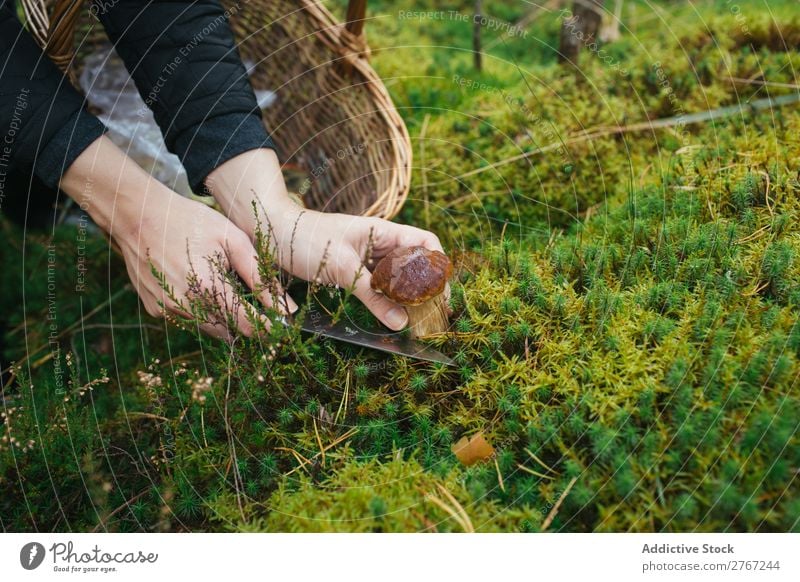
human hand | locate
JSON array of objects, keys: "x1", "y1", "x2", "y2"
[
  {"x1": 273, "y1": 207, "x2": 445, "y2": 330},
  {"x1": 207, "y1": 148, "x2": 445, "y2": 330},
  {"x1": 116, "y1": 193, "x2": 294, "y2": 341},
  {"x1": 61, "y1": 137, "x2": 293, "y2": 341}
]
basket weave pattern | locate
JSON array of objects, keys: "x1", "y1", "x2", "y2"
[{"x1": 21, "y1": 0, "x2": 411, "y2": 219}]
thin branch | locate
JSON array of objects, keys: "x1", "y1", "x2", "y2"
[
  {"x1": 542, "y1": 476, "x2": 579, "y2": 531},
  {"x1": 430, "y1": 93, "x2": 800, "y2": 186}
]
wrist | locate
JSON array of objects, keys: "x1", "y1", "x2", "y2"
[{"x1": 204, "y1": 148, "x2": 300, "y2": 234}]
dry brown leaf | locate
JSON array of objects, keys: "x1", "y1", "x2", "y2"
[{"x1": 451, "y1": 432, "x2": 495, "y2": 466}]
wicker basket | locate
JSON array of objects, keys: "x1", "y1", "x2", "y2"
[{"x1": 21, "y1": 0, "x2": 411, "y2": 219}]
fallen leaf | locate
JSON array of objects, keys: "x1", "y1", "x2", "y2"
[{"x1": 452, "y1": 432, "x2": 495, "y2": 466}]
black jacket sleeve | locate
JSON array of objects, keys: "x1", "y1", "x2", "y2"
[
  {"x1": 95, "y1": 0, "x2": 276, "y2": 193},
  {"x1": 0, "y1": 0, "x2": 106, "y2": 191}
]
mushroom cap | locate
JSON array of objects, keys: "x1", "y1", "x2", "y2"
[{"x1": 370, "y1": 246, "x2": 452, "y2": 306}]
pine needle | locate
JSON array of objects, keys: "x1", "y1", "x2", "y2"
[{"x1": 542, "y1": 477, "x2": 579, "y2": 531}]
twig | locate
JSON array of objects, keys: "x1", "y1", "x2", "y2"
[
  {"x1": 436, "y1": 483, "x2": 473, "y2": 532},
  {"x1": 541, "y1": 476, "x2": 578, "y2": 531},
  {"x1": 334, "y1": 371, "x2": 350, "y2": 425},
  {"x1": 411, "y1": 509, "x2": 439, "y2": 532},
  {"x1": 423, "y1": 485, "x2": 475, "y2": 533},
  {"x1": 222, "y1": 341, "x2": 246, "y2": 521},
  {"x1": 429, "y1": 93, "x2": 800, "y2": 186},
  {"x1": 201, "y1": 408, "x2": 208, "y2": 449},
  {"x1": 425, "y1": 494, "x2": 467, "y2": 531},
  {"x1": 275, "y1": 447, "x2": 312, "y2": 472},
  {"x1": 495, "y1": 457, "x2": 506, "y2": 493},
  {"x1": 473, "y1": 0, "x2": 482, "y2": 72},
  {"x1": 757, "y1": 170, "x2": 774, "y2": 218},
  {"x1": 744, "y1": 280, "x2": 769, "y2": 297},
  {"x1": 517, "y1": 463, "x2": 555, "y2": 480},
  {"x1": 483, "y1": 0, "x2": 559, "y2": 52},
  {"x1": 91, "y1": 489, "x2": 149, "y2": 532},
  {"x1": 313, "y1": 418, "x2": 325, "y2": 467},
  {"x1": 281, "y1": 427, "x2": 359, "y2": 477},
  {"x1": 737, "y1": 224, "x2": 770, "y2": 244},
  {"x1": 126, "y1": 411, "x2": 170, "y2": 423},
  {"x1": 1, "y1": 285, "x2": 132, "y2": 379},
  {"x1": 525, "y1": 447, "x2": 557, "y2": 474},
  {"x1": 728, "y1": 77, "x2": 800, "y2": 90}
]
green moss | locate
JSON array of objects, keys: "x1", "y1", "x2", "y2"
[
  {"x1": 3, "y1": 0, "x2": 800, "y2": 533},
  {"x1": 241, "y1": 456, "x2": 538, "y2": 532}
]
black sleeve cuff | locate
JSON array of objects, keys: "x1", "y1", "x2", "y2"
[
  {"x1": 34, "y1": 108, "x2": 107, "y2": 190},
  {"x1": 172, "y1": 111, "x2": 276, "y2": 194}
]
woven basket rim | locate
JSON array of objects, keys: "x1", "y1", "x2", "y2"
[
  {"x1": 25, "y1": 0, "x2": 413, "y2": 219},
  {"x1": 298, "y1": 0, "x2": 411, "y2": 218}
]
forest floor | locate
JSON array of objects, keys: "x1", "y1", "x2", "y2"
[{"x1": 2, "y1": 0, "x2": 799, "y2": 532}]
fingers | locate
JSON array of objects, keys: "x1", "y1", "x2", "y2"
[
  {"x1": 139, "y1": 283, "x2": 235, "y2": 341},
  {"x1": 347, "y1": 260, "x2": 409, "y2": 331},
  {"x1": 374, "y1": 220, "x2": 452, "y2": 311},
  {"x1": 213, "y1": 285, "x2": 259, "y2": 341},
  {"x1": 367, "y1": 218, "x2": 445, "y2": 261},
  {"x1": 227, "y1": 235, "x2": 298, "y2": 314},
  {"x1": 388, "y1": 221, "x2": 445, "y2": 253},
  {"x1": 143, "y1": 278, "x2": 262, "y2": 342},
  {"x1": 136, "y1": 262, "x2": 272, "y2": 342},
  {"x1": 192, "y1": 270, "x2": 269, "y2": 342},
  {"x1": 198, "y1": 321, "x2": 235, "y2": 343}
]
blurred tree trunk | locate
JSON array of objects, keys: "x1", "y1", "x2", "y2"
[
  {"x1": 559, "y1": 0, "x2": 605, "y2": 63},
  {"x1": 599, "y1": 0, "x2": 623, "y2": 43}
]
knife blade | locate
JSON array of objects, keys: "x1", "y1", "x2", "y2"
[{"x1": 279, "y1": 310, "x2": 454, "y2": 366}]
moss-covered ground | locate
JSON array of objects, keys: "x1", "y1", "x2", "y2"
[{"x1": 2, "y1": 0, "x2": 799, "y2": 532}]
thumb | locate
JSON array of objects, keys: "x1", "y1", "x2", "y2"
[{"x1": 347, "y1": 262, "x2": 408, "y2": 331}]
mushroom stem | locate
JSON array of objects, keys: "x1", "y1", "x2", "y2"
[{"x1": 406, "y1": 295, "x2": 449, "y2": 338}]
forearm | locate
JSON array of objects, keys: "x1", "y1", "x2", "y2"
[
  {"x1": 62, "y1": 135, "x2": 280, "y2": 339},
  {"x1": 60, "y1": 135, "x2": 171, "y2": 240},
  {"x1": 204, "y1": 148, "x2": 300, "y2": 239},
  {"x1": 201, "y1": 147, "x2": 444, "y2": 333}
]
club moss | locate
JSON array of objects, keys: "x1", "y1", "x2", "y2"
[{"x1": 1, "y1": 1, "x2": 799, "y2": 532}]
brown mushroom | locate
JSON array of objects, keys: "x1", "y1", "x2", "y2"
[{"x1": 370, "y1": 246, "x2": 452, "y2": 338}]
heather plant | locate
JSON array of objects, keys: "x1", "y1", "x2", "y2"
[{"x1": 2, "y1": 0, "x2": 799, "y2": 533}]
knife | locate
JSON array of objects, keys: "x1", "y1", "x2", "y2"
[{"x1": 279, "y1": 310, "x2": 455, "y2": 366}]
